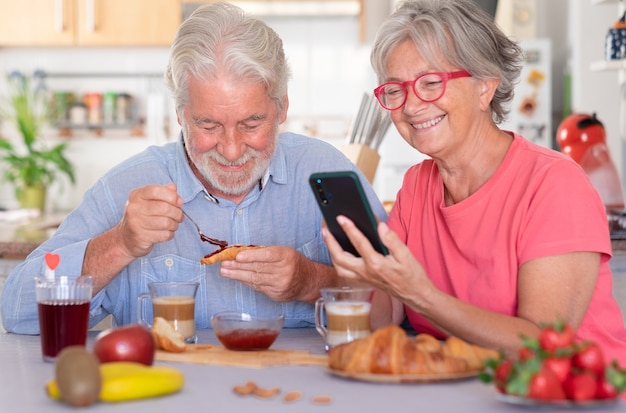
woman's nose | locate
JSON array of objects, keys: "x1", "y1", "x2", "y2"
[{"x1": 403, "y1": 88, "x2": 428, "y2": 113}]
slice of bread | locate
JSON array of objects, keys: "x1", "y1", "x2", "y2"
[
  {"x1": 200, "y1": 244, "x2": 261, "y2": 265},
  {"x1": 151, "y1": 316, "x2": 186, "y2": 353}
]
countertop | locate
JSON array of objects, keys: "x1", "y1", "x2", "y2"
[
  {"x1": 0, "y1": 212, "x2": 65, "y2": 259},
  {"x1": 2, "y1": 211, "x2": 626, "y2": 260},
  {"x1": 2, "y1": 328, "x2": 623, "y2": 412}
]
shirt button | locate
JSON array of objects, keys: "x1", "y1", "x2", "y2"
[
  {"x1": 237, "y1": 209, "x2": 243, "y2": 215},
  {"x1": 165, "y1": 258, "x2": 174, "y2": 267}
]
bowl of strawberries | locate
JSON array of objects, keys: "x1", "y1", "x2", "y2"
[{"x1": 480, "y1": 321, "x2": 626, "y2": 406}]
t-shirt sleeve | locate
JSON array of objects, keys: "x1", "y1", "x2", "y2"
[{"x1": 517, "y1": 159, "x2": 612, "y2": 264}]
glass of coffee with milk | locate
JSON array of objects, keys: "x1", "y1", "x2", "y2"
[{"x1": 315, "y1": 287, "x2": 374, "y2": 351}]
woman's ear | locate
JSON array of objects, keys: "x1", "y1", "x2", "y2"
[{"x1": 479, "y1": 79, "x2": 499, "y2": 111}]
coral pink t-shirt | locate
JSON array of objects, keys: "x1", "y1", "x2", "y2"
[{"x1": 388, "y1": 133, "x2": 626, "y2": 366}]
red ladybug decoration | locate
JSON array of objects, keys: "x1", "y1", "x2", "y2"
[{"x1": 556, "y1": 113, "x2": 606, "y2": 164}]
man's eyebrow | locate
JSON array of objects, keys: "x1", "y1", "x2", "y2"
[
  {"x1": 192, "y1": 113, "x2": 267, "y2": 125},
  {"x1": 245, "y1": 113, "x2": 266, "y2": 122},
  {"x1": 193, "y1": 116, "x2": 216, "y2": 124}
]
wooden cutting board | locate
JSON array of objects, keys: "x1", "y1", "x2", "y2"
[{"x1": 155, "y1": 344, "x2": 328, "y2": 368}]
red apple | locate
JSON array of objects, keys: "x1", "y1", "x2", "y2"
[{"x1": 93, "y1": 324, "x2": 155, "y2": 366}]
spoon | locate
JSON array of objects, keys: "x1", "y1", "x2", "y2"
[{"x1": 181, "y1": 209, "x2": 228, "y2": 248}]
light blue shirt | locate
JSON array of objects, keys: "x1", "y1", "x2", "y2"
[{"x1": 1, "y1": 133, "x2": 387, "y2": 334}]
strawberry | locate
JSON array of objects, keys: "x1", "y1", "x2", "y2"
[
  {"x1": 518, "y1": 347, "x2": 535, "y2": 362},
  {"x1": 494, "y1": 359, "x2": 513, "y2": 393},
  {"x1": 480, "y1": 322, "x2": 626, "y2": 403},
  {"x1": 604, "y1": 361, "x2": 626, "y2": 394},
  {"x1": 543, "y1": 356, "x2": 572, "y2": 385},
  {"x1": 527, "y1": 366, "x2": 567, "y2": 401},
  {"x1": 596, "y1": 376, "x2": 619, "y2": 400},
  {"x1": 572, "y1": 342, "x2": 605, "y2": 377},
  {"x1": 564, "y1": 370, "x2": 597, "y2": 402},
  {"x1": 538, "y1": 322, "x2": 575, "y2": 353}
]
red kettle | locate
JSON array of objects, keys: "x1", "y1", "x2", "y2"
[
  {"x1": 556, "y1": 113, "x2": 606, "y2": 164},
  {"x1": 556, "y1": 112, "x2": 625, "y2": 210}
]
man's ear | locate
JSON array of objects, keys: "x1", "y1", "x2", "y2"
[{"x1": 280, "y1": 95, "x2": 289, "y2": 124}]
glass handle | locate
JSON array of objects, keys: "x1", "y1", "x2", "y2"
[
  {"x1": 137, "y1": 293, "x2": 152, "y2": 328},
  {"x1": 314, "y1": 298, "x2": 327, "y2": 339}
]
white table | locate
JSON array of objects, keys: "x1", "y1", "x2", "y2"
[{"x1": 1, "y1": 328, "x2": 623, "y2": 412}]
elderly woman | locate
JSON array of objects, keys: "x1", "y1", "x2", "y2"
[{"x1": 323, "y1": 0, "x2": 626, "y2": 364}]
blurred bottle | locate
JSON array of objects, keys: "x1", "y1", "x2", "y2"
[
  {"x1": 556, "y1": 112, "x2": 625, "y2": 211},
  {"x1": 84, "y1": 92, "x2": 102, "y2": 125},
  {"x1": 102, "y1": 92, "x2": 116, "y2": 125}
]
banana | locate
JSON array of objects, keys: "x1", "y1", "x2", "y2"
[
  {"x1": 101, "y1": 361, "x2": 152, "y2": 379},
  {"x1": 100, "y1": 365, "x2": 184, "y2": 402},
  {"x1": 46, "y1": 380, "x2": 62, "y2": 400},
  {"x1": 46, "y1": 362, "x2": 184, "y2": 403}
]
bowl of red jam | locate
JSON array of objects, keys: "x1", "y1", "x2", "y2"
[{"x1": 210, "y1": 311, "x2": 285, "y2": 351}]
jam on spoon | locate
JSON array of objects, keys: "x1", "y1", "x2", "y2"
[{"x1": 182, "y1": 210, "x2": 228, "y2": 248}]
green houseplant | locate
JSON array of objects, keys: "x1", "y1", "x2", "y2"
[{"x1": 0, "y1": 71, "x2": 75, "y2": 211}]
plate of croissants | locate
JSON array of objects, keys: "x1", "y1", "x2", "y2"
[{"x1": 327, "y1": 325, "x2": 499, "y2": 383}]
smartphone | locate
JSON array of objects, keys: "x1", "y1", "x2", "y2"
[{"x1": 309, "y1": 171, "x2": 388, "y2": 256}]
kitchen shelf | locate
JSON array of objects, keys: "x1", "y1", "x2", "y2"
[
  {"x1": 39, "y1": 71, "x2": 163, "y2": 79},
  {"x1": 591, "y1": 60, "x2": 626, "y2": 71},
  {"x1": 54, "y1": 121, "x2": 138, "y2": 130},
  {"x1": 592, "y1": 0, "x2": 621, "y2": 5}
]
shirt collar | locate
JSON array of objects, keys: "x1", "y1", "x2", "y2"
[{"x1": 267, "y1": 136, "x2": 288, "y2": 186}]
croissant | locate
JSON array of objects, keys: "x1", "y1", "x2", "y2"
[
  {"x1": 442, "y1": 336, "x2": 500, "y2": 371},
  {"x1": 328, "y1": 325, "x2": 497, "y2": 375}
]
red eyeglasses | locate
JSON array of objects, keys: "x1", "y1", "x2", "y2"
[{"x1": 373, "y1": 70, "x2": 472, "y2": 110}]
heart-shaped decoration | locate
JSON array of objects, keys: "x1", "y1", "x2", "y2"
[{"x1": 45, "y1": 253, "x2": 60, "y2": 270}]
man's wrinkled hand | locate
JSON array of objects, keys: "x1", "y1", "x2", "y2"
[
  {"x1": 116, "y1": 183, "x2": 183, "y2": 258},
  {"x1": 219, "y1": 246, "x2": 309, "y2": 301}
]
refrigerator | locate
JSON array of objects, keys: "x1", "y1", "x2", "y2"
[{"x1": 499, "y1": 38, "x2": 553, "y2": 148}]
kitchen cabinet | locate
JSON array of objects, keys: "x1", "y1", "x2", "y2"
[
  {"x1": 0, "y1": 0, "x2": 76, "y2": 46},
  {"x1": 181, "y1": 0, "x2": 366, "y2": 41},
  {"x1": 0, "y1": 0, "x2": 181, "y2": 47}
]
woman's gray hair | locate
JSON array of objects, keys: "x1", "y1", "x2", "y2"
[
  {"x1": 371, "y1": 0, "x2": 523, "y2": 124},
  {"x1": 165, "y1": 2, "x2": 291, "y2": 115}
]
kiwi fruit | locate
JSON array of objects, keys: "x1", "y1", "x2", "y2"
[{"x1": 55, "y1": 346, "x2": 102, "y2": 407}]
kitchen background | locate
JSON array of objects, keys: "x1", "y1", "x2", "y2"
[{"x1": 0, "y1": 0, "x2": 621, "y2": 211}]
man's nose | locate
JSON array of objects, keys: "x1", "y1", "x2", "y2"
[{"x1": 217, "y1": 130, "x2": 246, "y2": 161}]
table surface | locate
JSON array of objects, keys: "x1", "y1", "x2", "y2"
[{"x1": 1, "y1": 328, "x2": 623, "y2": 412}]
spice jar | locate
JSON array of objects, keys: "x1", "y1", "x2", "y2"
[
  {"x1": 69, "y1": 103, "x2": 88, "y2": 125},
  {"x1": 116, "y1": 93, "x2": 132, "y2": 125},
  {"x1": 84, "y1": 92, "x2": 102, "y2": 125},
  {"x1": 102, "y1": 92, "x2": 116, "y2": 125}
]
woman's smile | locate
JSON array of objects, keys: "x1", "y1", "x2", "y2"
[{"x1": 411, "y1": 114, "x2": 446, "y2": 130}]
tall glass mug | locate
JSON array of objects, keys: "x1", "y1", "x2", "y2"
[
  {"x1": 35, "y1": 275, "x2": 93, "y2": 362},
  {"x1": 138, "y1": 282, "x2": 199, "y2": 344},
  {"x1": 315, "y1": 287, "x2": 374, "y2": 351}
]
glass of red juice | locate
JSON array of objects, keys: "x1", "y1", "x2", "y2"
[{"x1": 35, "y1": 275, "x2": 93, "y2": 362}]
